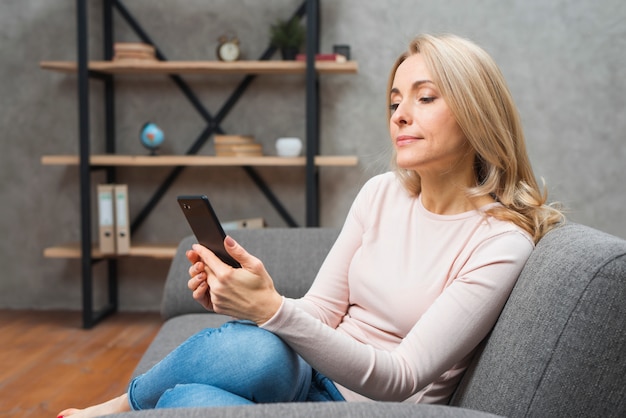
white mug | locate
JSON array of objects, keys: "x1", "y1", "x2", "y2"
[{"x1": 275, "y1": 137, "x2": 303, "y2": 157}]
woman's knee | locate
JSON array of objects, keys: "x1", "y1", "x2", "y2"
[
  {"x1": 218, "y1": 321, "x2": 312, "y2": 402},
  {"x1": 220, "y1": 321, "x2": 296, "y2": 366}
]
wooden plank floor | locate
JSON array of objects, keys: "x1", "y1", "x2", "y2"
[{"x1": 0, "y1": 310, "x2": 162, "y2": 417}]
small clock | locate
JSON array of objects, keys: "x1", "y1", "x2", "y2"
[{"x1": 216, "y1": 35, "x2": 241, "y2": 62}]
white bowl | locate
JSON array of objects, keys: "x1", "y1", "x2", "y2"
[{"x1": 275, "y1": 137, "x2": 303, "y2": 157}]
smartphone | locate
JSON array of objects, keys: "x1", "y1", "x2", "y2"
[{"x1": 177, "y1": 195, "x2": 241, "y2": 268}]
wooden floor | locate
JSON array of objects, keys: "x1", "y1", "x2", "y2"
[{"x1": 0, "y1": 310, "x2": 162, "y2": 417}]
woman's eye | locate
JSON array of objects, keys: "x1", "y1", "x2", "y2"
[
  {"x1": 389, "y1": 103, "x2": 399, "y2": 113},
  {"x1": 419, "y1": 96, "x2": 435, "y2": 104}
]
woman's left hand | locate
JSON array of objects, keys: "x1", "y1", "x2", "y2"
[{"x1": 192, "y1": 236, "x2": 283, "y2": 325}]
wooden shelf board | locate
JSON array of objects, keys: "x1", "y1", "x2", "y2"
[
  {"x1": 44, "y1": 243, "x2": 178, "y2": 259},
  {"x1": 41, "y1": 154, "x2": 358, "y2": 167},
  {"x1": 40, "y1": 60, "x2": 358, "y2": 75}
]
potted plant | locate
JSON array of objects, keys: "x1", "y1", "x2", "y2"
[{"x1": 270, "y1": 17, "x2": 306, "y2": 60}]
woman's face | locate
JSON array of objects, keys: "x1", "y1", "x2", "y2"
[{"x1": 389, "y1": 54, "x2": 472, "y2": 177}]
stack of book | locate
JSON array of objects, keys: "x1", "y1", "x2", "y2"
[
  {"x1": 214, "y1": 135, "x2": 263, "y2": 157},
  {"x1": 113, "y1": 43, "x2": 157, "y2": 61},
  {"x1": 295, "y1": 53, "x2": 347, "y2": 63}
]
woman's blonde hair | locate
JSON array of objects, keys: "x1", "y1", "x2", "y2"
[{"x1": 387, "y1": 34, "x2": 564, "y2": 243}]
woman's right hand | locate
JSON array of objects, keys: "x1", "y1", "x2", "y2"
[{"x1": 186, "y1": 249, "x2": 214, "y2": 311}]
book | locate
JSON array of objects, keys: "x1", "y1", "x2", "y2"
[
  {"x1": 214, "y1": 135, "x2": 263, "y2": 157},
  {"x1": 113, "y1": 42, "x2": 156, "y2": 61},
  {"x1": 295, "y1": 53, "x2": 347, "y2": 63}
]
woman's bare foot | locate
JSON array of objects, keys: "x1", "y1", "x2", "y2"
[{"x1": 56, "y1": 393, "x2": 131, "y2": 417}]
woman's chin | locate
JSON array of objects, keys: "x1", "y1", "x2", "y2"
[{"x1": 395, "y1": 156, "x2": 419, "y2": 170}]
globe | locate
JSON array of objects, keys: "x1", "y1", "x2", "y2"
[{"x1": 140, "y1": 122, "x2": 164, "y2": 155}]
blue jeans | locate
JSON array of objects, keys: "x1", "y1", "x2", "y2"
[{"x1": 127, "y1": 320, "x2": 345, "y2": 409}]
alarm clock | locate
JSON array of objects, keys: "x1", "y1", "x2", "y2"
[{"x1": 216, "y1": 34, "x2": 241, "y2": 62}]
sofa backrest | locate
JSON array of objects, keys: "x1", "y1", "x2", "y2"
[
  {"x1": 451, "y1": 223, "x2": 626, "y2": 417},
  {"x1": 161, "y1": 228, "x2": 340, "y2": 320}
]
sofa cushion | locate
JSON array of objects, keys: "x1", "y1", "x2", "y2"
[
  {"x1": 451, "y1": 223, "x2": 626, "y2": 417},
  {"x1": 104, "y1": 401, "x2": 504, "y2": 417},
  {"x1": 161, "y1": 228, "x2": 339, "y2": 320}
]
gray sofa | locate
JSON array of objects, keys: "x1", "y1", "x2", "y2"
[{"x1": 109, "y1": 223, "x2": 626, "y2": 417}]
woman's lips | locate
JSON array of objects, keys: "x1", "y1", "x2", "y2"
[{"x1": 396, "y1": 135, "x2": 423, "y2": 147}]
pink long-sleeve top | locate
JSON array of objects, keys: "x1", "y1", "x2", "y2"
[{"x1": 261, "y1": 172, "x2": 534, "y2": 403}]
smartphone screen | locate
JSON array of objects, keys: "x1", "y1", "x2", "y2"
[{"x1": 177, "y1": 195, "x2": 241, "y2": 268}]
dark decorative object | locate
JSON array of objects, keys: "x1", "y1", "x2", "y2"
[
  {"x1": 333, "y1": 44, "x2": 351, "y2": 60},
  {"x1": 270, "y1": 18, "x2": 305, "y2": 60},
  {"x1": 140, "y1": 122, "x2": 164, "y2": 155}
]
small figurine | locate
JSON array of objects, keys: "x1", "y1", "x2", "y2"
[{"x1": 140, "y1": 122, "x2": 164, "y2": 155}]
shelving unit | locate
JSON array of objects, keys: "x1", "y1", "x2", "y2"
[{"x1": 42, "y1": 0, "x2": 358, "y2": 328}]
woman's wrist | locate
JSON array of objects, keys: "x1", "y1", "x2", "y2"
[{"x1": 256, "y1": 294, "x2": 285, "y2": 326}]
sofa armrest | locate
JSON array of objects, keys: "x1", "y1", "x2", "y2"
[
  {"x1": 160, "y1": 228, "x2": 340, "y2": 320},
  {"x1": 452, "y1": 222, "x2": 626, "y2": 417}
]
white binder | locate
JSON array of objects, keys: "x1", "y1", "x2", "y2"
[
  {"x1": 114, "y1": 184, "x2": 130, "y2": 255},
  {"x1": 97, "y1": 184, "x2": 116, "y2": 254}
]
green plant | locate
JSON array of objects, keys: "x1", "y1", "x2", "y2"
[{"x1": 269, "y1": 17, "x2": 306, "y2": 50}]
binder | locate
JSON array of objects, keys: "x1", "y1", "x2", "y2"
[
  {"x1": 114, "y1": 184, "x2": 130, "y2": 255},
  {"x1": 97, "y1": 184, "x2": 116, "y2": 254}
]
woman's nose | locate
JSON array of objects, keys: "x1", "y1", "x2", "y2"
[{"x1": 391, "y1": 102, "x2": 410, "y2": 125}]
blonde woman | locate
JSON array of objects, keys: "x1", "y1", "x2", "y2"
[{"x1": 58, "y1": 34, "x2": 563, "y2": 417}]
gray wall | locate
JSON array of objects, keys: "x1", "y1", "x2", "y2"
[{"x1": 1, "y1": 0, "x2": 625, "y2": 311}]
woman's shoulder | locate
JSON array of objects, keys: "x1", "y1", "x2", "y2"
[
  {"x1": 478, "y1": 213, "x2": 535, "y2": 249},
  {"x1": 361, "y1": 171, "x2": 401, "y2": 192},
  {"x1": 355, "y1": 172, "x2": 408, "y2": 204},
  {"x1": 347, "y1": 172, "x2": 408, "y2": 223}
]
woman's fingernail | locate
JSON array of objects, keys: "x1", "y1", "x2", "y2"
[{"x1": 225, "y1": 236, "x2": 236, "y2": 248}]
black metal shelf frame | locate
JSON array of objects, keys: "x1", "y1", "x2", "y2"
[{"x1": 74, "y1": 0, "x2": 321, "y2": 328}]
